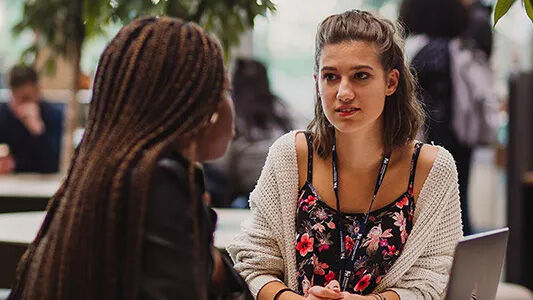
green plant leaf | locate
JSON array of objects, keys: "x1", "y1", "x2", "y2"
[
  {"x1": 15, "y1": 0, "x2": 276, "y2": 66},
  {"x1": 525, "y1": 0, "x2": 533, "y2": 23},
  {"x1": 494, "y1": 0, "x2": 518, "y2": 27}
]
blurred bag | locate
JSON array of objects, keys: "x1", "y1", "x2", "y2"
[{"x1": 449, "y1": 38, "x2": 499, "y2": 146}]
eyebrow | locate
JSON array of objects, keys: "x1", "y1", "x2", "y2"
[{"x1": 320, "y1": 65, "x2": 375, "y2": 72}]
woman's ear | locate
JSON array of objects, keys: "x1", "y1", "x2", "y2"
[{"x1": 385, "y1": 69, "x2": 400, "y2": 96}]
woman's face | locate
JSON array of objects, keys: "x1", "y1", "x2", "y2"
[
  {"x1": 196, "y1": 91, "x2": 235, "y2": 162},
  {"x1": 316, "y1": 41, "x2": 399, "y2": 135}
]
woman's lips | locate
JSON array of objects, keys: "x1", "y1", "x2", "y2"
[{"x1": 335, "y1": 107, "x2": 360, "y2": 117}]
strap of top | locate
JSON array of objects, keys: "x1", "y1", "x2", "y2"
[
  {"x1": 304, "y1": 132, "x2": 314, "y2": 183},
  {"x1": 408, "y1": 142, "x2": 424, "y2": 190}
]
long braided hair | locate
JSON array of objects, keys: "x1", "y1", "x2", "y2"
[{"x1": 9, "y1": 16, "x2": 226, "y2": 300}]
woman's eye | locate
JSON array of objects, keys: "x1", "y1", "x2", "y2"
[
  {"x1": 354, "y1": 72, "x2": 370, "y2": 80},
  {"x1": 323, "y1": 73, "x2": 337, "y2": 81}
]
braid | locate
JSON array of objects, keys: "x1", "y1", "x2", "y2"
[{"x1": 9, "y1": 17, "x2": 226, "y2": 300}]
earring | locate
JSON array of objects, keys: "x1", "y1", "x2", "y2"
[{"x1": 209, "y1": 112, "x2": 219, "y2": 124}]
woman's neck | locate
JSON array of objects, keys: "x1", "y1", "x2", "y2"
[
  {"x1": 334, "y1": 119, "x2": 385, "y2": 172},
  {"x1": 177, "y1": 142, "x2": 196, "y2": 163}
]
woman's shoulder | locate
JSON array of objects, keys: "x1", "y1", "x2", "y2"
[
  {"x1": 149, "y1": 152, "x2": 204, "y2": 190},
  {"x1": 424, "y1": 143, "x2": 458, "y2": 180},
  {"x1": 401, "y1": 141, "x2": 457, "y2": 201},
  {"x1": 414, "y1": 142, "x2": 457, "y2": 177},
  {"x1": 411, "y1": 142, "x2": 458, "y2": 201},
  {"x1": 264, "y1": 130, "x2": 302, "y2": 162},
  {"x1": 153, "y1": 153, "x2": 188, "y2": 179},
  {"x1": 270, "y1": 130, "x2": 299, "y2": 149}
]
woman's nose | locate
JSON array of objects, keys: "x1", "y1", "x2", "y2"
[{"x1": 336, "y1": 78, "x2": 355, "y2": 103}]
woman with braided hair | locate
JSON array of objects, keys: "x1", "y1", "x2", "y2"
[{"x1": 8, "y1": 16, "x2": 248, "y2": 300}]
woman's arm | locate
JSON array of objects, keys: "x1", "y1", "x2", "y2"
[{"x1": 259, "y1": 281, "x2": 303, "y2": 300}]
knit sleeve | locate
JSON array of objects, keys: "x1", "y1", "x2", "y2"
[
  {"x1": 226, "y1": 144, "x2": 286, "y2": 298},
  {"x1": 388, "y1": 148, "x2": 463, "y2": 299}
]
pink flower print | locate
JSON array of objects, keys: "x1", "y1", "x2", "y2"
[
  {"x1": 327, "y1": 221, "x2": 336, "y2": 229},
  {"x1": 379, "y1": 239, "x2": 389, "y2": 247},
  {"x1": 408, "y1": 183, "x2": 414, "y2": 196},
  {"x1": 313, "y1": 255, "x2": 329, "y2": 276},
  {"x1": 393, "y1": 211, "x2": 406, "y2": 232},
  {"x1": 375, "y1": 275, "x2": 383, "y2": 284},
  {"x1": 312, "y1": 223, "x2": 326, "y2": 233},
  {"x1": 324, "y1": 271, "x2": 336, "y2": 284},
  {"x1": 305, "y1": 195, "x2": 317, "y2": 206},
  {"x1": 363, "y1": 224, "x2": 393, "y2": 254},
  {"x1": 369, "y1": 215, "x2": 376, "y2": 222},
  {"x1": 382, "y1": 245, "x2": 399, "y2": 256},
  {"x1": 318, "y1": 242, "x2": 330, "y2": 252},
  {"x1": 396, "y1": 195, "x2": 409, "y2": 209},
  {"x1": 401, "y1": 228, "x2": 409, "y2": 244},
  {"x1": 354, "y1": 273, "x2": 372, "y2": 292},
  {"x1": 296, "y1": 233, "x2": 314, "y2": 256},
  {"x1": 345, "y1": 235, "x2": 354, "y2": 252},
  {"x1": 315, "y1": 208, "x2": 328, "y2": 220}
]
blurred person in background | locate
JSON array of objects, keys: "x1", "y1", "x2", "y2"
[
  {"x1": 0, "y1": 65, "x2": 63, "y2": 174},
  {"x1": 205, "y1": 58, "x2": 295, "y2": 208},
  {"x1": 401, "y1": 0, "x2": 498, "y2": 235},
  {"x1": 8, "y1": 17, "x2": 250, "y2": 300},
  {"x1": 462, "y1": 0, "x2": 493, "y2": 58}
]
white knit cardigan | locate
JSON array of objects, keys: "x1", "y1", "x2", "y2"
[{"x1": 227, "y1": 131, "x2": 463, "y2": 299}]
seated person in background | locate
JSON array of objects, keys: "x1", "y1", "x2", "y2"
[
  {"x1": 205, "y1": 58, "x2": 296, "y2": 208},
  {"x1": 0, "y1": 65, "x2": 63, "y2": 174}
]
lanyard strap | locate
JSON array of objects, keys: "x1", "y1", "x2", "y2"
[{"x1": 332, "y1": 134, "x2": 391, "y2": 291}]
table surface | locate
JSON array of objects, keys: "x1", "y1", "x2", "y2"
[
  {"x1": 0, "y1": 174, "x2": 62, "y2": 198},
  {"x1": 0, "y1": 208, "x2": 250, "y2": 248}
]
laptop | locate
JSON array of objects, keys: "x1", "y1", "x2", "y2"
[{"x1": 444, "y1": 227, "x2": 509, "y2": 300}]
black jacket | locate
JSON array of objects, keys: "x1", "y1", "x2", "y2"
[{"x1": 139, "y1": 152, "x2": 251, "y2": 300}]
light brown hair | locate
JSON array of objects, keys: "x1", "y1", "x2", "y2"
[
  {"x1": 9, "y1": 17, "x2": 226, "y2": 300},
  {"x1": 308, "y1": 9, "x2": 424, "y2": 158}
]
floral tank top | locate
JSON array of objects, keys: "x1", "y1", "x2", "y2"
[{"x1": 295, "y1": 133, "x2": 423, "y2": 295}]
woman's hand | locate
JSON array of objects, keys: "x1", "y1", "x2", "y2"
[
  {"x1": 305, "y1": 280, "x2": 343, "y2": 299},
  {"x1": 10, "y1": 101, "x2": 45, "y2": 136},
  {"x1": 342, "y1": 292, "x2": 370, "y2": 300},
  {"x1": 340, "y1": 292, "x2": 376, "y2": 299}
]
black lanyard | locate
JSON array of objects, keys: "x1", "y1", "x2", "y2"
[{"x1": 332, "y1": 134, "x2": 391, "y2": 291}]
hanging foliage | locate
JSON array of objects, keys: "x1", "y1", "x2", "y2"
[
  {"x1": 13, "y1": 0, "x2": 276, "y2": 64},
  {"x1": 494, "y1": 0, "x2": 533, "y2": 26}
]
